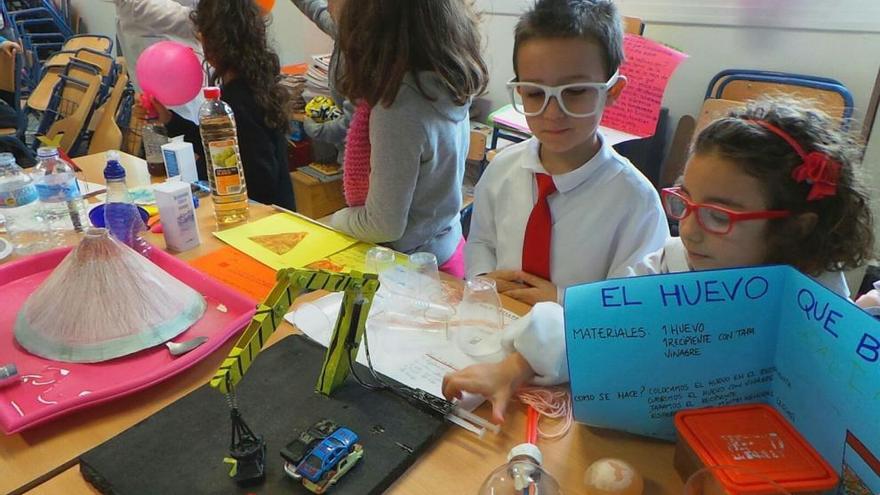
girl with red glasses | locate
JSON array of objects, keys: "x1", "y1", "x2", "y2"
[{"x1": 443, "y1": 97, "x2": 876, "y2": 423}]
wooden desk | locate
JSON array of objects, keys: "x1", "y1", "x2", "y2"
[
  {"x1": 74, "y1": 150, "x2": 157, "y2": 187},
  {"x1": 4, "y1": 153, "x2": 684, "y2": 495}
]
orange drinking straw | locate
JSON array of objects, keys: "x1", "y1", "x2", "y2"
[{"x1": 526, "y1": 406, "x2": 539, "y2": 445}]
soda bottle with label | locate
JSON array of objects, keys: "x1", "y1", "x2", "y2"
[{"x1": 198, "y1": 86, "x2": 248, "y2": 225}]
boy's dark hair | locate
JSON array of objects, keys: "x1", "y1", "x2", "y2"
[
  {"x1": 693, "y1": 97, "x2": 874, "y2": 276},
  {"x1": 191, "y1": 0, "x2": 290, "y2": 133},
  {"x1": 513, "y1": 0, "x2": 624, "y2": 79},
  {"x1": 336, "y1": 0, "x2": 489, "y2": 108}
]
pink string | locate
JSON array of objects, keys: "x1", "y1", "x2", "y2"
[{"x1": 517, "y1": 386, "x2": 572, "y2": 440}]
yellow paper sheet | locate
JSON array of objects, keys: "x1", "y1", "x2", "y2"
[
  {"x1": 213, "y1": 213, "x2": 358, "y2": 270},
  {"x1": 324, "y1": 242, "x2": 373, "y2": 273},
  {"x1": 303, "y1": 242, "x2": 411, "y2": 274}
]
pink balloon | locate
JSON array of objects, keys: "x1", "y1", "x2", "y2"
[{"x1": 135, "y1": 41, "x2": 203, "y2": 106}]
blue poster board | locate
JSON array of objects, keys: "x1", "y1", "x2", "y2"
[{"x1": 564, "y1": 265, "x2": 880, "y2": 492}]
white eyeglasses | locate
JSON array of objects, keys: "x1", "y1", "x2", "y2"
[{"x1": 507, "y1": 71, "x2": 620, "y2": 118}]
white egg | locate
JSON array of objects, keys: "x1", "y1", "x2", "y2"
[{"x1": 584, "y1": 458, "x2": 645, "y2": 495}]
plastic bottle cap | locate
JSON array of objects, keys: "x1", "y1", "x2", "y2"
[
  {"x1": 104, "y1": 159, "x2": 127, "y2": 181},
  {"x1": 203, "y1": 86, "x2": 221, "y2": 99},
  {"x1": 37, "y1": 147, "x2": 58, "y2": 159},
  {"x1": 507, "y1": 443, "x2": 543, "y2": 465}
]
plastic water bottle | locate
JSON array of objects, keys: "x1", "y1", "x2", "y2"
[
  {"x1": 143, "y1": 110, "x2": 170, "y2": 177},
  {"x1": 0, "y1": 152, "x2": 50, "y2": 255},
  {"x1": 479, "y1": 444, "x2": 561, "y2": 495},
  {"x1": 33, "y1": 147, "x2": 88, "y2": 247},
  {"x1": 103, "y1": 151, "x2": 151, "y2": 256},
  {"x1": 198, "y1": 86, "x2": 249, "y2": 225}
]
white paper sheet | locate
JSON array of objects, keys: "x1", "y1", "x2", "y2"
[{"x1": 286, "y1": 292, "x2": 514, "y2": 412}]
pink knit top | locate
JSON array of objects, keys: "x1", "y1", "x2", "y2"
[{"x1": 343, "y1": 101, "x2": 372, "y2": 207}]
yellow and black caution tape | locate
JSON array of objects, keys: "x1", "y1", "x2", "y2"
[{"x1": 209, "y1": 269, "x2": 379, "y2": 395}]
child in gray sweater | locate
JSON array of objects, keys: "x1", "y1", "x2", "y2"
[{"x1": 328, "y1": 0, "x2": 489, "y2": 277}]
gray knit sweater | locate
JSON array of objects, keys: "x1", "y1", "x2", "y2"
[{"x1": 329, "y1": 72, "x2": 468, "y2": 264}]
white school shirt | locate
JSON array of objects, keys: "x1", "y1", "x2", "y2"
[
  {"x1": 505, "y1": 237, "x2": 851, "y2": 385},
  {"x1": 465, "y1": 136, "x2": 669, "y2": 302},
  {"x1": 112, "y1": 0, "x2": 205, "y2": 123},
  {"x1": 625, "y1": 237, "x2": 849, "y2": 297}
]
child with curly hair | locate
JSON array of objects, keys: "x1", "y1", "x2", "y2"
[{"x1": 155, "y1": 0, "x2": 295, "y2": 210}]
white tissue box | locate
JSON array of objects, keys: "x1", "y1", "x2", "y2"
[
  {"x1": 161, "y1": 138, "x2": 198, "y2": 184},
  {"x1": 153, "y1": 180, "x2": 201, "y2": 253}
]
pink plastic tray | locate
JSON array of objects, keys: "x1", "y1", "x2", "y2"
[{"x1": 0, "y1": 246, "x2": 257, "y2": 434}]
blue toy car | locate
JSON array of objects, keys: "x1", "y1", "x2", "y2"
[{"x1": 295, "y1": 427, "x2": 359, "y2": 483}]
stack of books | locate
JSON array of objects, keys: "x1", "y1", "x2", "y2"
[
  {"x1": 304, "y1": 54, "x2": 332, "y2": 101},
  {"x1": 298, "y1": 162, "x2": 342, "y2": 183}
]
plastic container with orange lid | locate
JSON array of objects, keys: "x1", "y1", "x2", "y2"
[{"x1": 674, "y1": 404, "x2": 839, "y2": 495}]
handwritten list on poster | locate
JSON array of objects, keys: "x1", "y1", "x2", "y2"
[
  {"x1": 600, "y1": 34, "x2": 688, "y2": 138},
  {"x1": 563, "y1": 266, "x2": 880, "y2": 492}
]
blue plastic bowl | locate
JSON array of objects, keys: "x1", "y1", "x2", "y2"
[{"x1": 88, "y1": 204, "x2": 151, "y2": 229}]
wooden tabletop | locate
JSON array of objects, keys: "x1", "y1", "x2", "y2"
[{"x1": 3, "y1": 152, "x2": 684, "y2": 495}]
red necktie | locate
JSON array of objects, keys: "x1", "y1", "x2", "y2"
[{"x1": 522, "y1": 173, "x2": 556, "y2": 280}]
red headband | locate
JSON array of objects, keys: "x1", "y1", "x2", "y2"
[{"x1": 749, "y1": 120, "x2": 841, "y2": 201}]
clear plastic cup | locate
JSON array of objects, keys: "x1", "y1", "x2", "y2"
[
  {"x1": 408, "y1": 252, "x2": 456, "y2": 326},
  {"x1": 409, "y1": 252, "x2": 442, "y2": 298},
  {"x1": 365, "y1": 246, "x2": 396, "y2": 277},
  {"x1": 457, "y1": 277, "x2": 505, "y2": 361}
]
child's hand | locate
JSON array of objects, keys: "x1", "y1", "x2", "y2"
[
  {"x1": 485, "y1": 270, "x2": 531, "y2": 293},
  {"x1": 150, "y1": 96, "x2": 173, "y2": 125},
  {"x1": 442, "y1": 352, "x2": 536, "y2": 424},
  {"x1": 0, "y1": 40, "x2": 21, "y2": 57},
  {"x1": 856, "y1": 289, "x2": 880, "y2": 309},
  {"x1": 498, "y1": 270, "x2": 558, "y2": 306}
]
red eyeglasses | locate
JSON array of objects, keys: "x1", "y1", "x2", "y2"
[{"x1": 661, "y1": 187, "x2": 791, "y2": 235}]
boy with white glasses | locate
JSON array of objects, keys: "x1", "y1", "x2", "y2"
[{"x1": 465, "y1": 0, "x2": 668, "y2": 305}]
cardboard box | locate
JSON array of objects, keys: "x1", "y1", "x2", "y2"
[{"x1": 291, "y1": 170, "x2": 345, "y2": 219}]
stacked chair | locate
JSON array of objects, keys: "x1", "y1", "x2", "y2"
[
  {"x1": 0, "y1": 44, "x2": 25, "y2": 140},
  {"x1": 34, "y1": 58, "x2": 104, "y2": 154},
  {"x1": 705, "y1": 69, "x2": 854, "y2": 122},
  {"x1": 0, "y1": 1, "x2": 135, "y2": 157},
  {"x1": 6, "y1": 30, "x2": 136, "y2": 156},
  {"x1": 659, "y1": 69, "x2": 855, "y2": 190},
  {"x1": 1, "y1": 0, "x2": 75, "y2": 92},
  {"x1": 33, "y1": 43, "x2": 135, "y2": 156}
]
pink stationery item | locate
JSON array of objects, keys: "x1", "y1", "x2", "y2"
[
  {"x1": 600, "y1": 34, "x2": 688, "y2": 138},
  {"x1": 343, "y1": 101, "x2": 372, "y2": 207},
  {"x1": 0, "y1": 246, "x2": 257, "y2": 434}
]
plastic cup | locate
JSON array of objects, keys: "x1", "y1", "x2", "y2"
[
  {"x1": 457, "y1": 276, "x2": 504, "y2": 361},
  {"x1": 365, "y1": 246, "x2": 396, "y2": 276}
]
